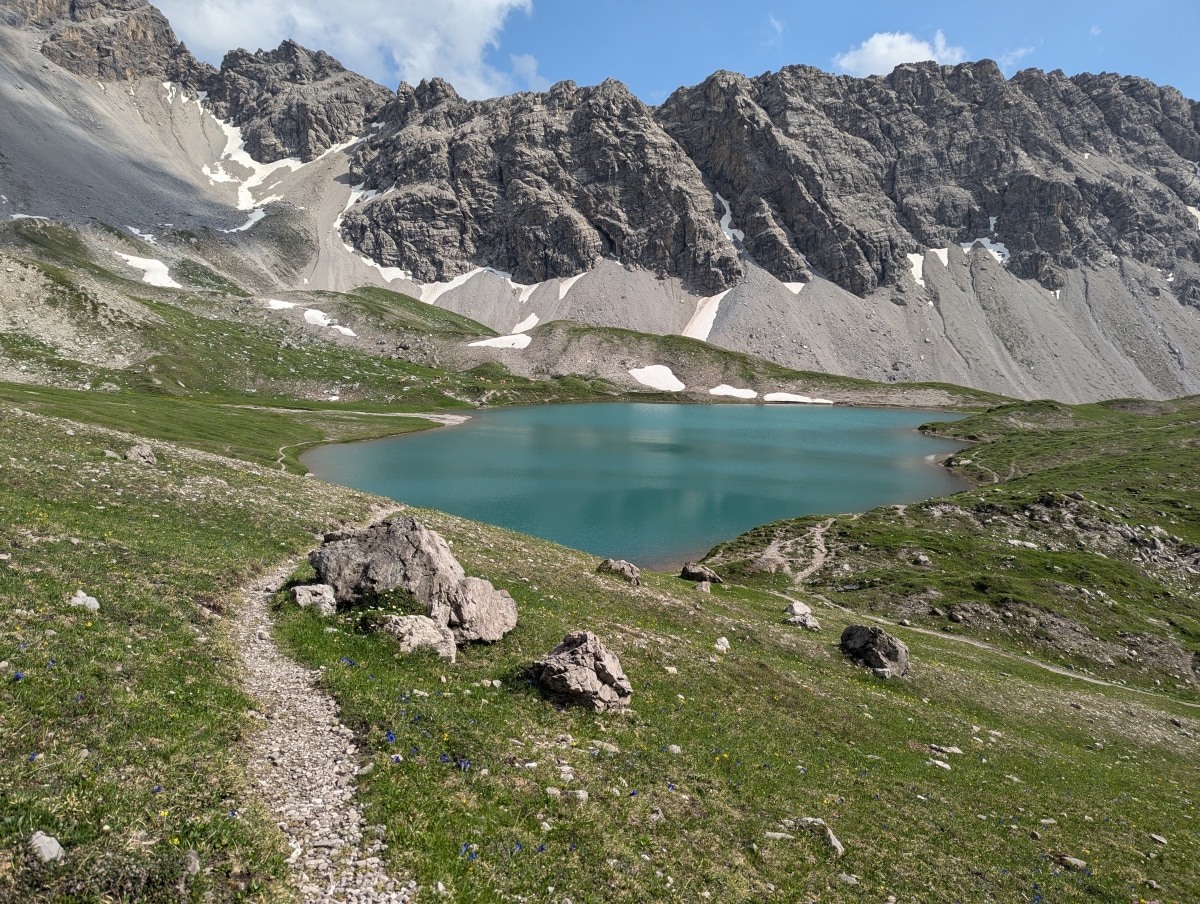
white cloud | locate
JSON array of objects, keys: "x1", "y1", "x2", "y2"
[
  {"x1": 998, "y1": 46, "x2": 1035, "y2": 72},
  {"x1": 765, "y1": 14, "x2": 784, "y2": 48},
  {"x1": 155, "y1": 0, "x2": 534, "y2": 99},
  {"x1": 510, "y1": 53, "x2": 550, "y2": 92},
  {"x1": 833, "y1": 30, "x2": 967, "y2": 77},
  {"x1": 1090, "y1": 24, "x2": 1102, "y2": 38}
]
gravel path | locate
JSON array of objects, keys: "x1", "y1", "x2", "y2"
[{"x1": 234, "y1": 558, "x2": 417, "y2": 903}]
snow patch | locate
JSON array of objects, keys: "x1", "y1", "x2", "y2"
[
  {"x1": 1188, "y1": 206, "x2": 1200, "y2": 229},
  {"x1": 629, "y1": 365, "x2": 685, "y2": 392},
  {"x1": 9, "y1": 214, "x2": 48, "y2": 221},
  {"x1": 988, "y1": 216, "x2": 998, "y2": 233},
  {"x1": 931, "y1": 248, "x2": 949, "y2": 267},
  {"x1": 783, "y1": 282, "x2": 805, "y2": 295},
  {"x1": 220, "y1": 209, "x2": 266, "y2": 233},
  {"x1": 558, "y1": 273, "x2": 586, "y2": 300},
  {"x1": 360, "y1": 257, "x2": 413, "y2": 283},
  {"x1": 715, "y1": 193, "x2": 745, "y2": 243},
  {"x1": 421, "y1": 269, "x2": 485, "y2": 304},
  {"x1": 304, "y1": 309, "x2": 334, "y2": 327},
  {"x1": 161, "y1": 82, "x2": 177, "y2": 105},
  {"x1": 115, "y1": 253, "x2": 180, "y2": 288},
  {"x1": 126, "y1": 226, "x2": 157, "y2": 244},
  {"x1": 512, "y1": 313, "x2": 540, "y2": 333},
  {"x1": 333, "y1": 325, "x2": 357, "y2": 337},
  {"x1": 470, "y1": 334, "x2": 532, "y2": 349},
  {"x1": 959, "y1": 236, "x2": 1011, "y2": 264},
  {"x1": 764, "y1": 393, "x2": 834, "y2": 405},
  {"x1": 907, "y1": 253, "x2": 927, "y2": 288},
  {"x1": 709, "y1": 385, "x2": 757, "y2": 399},
  {"x1": 682, "y1": 290, "x2": 730, "y2": 341},
  {"x1": 203, "y1": 118, "x2": 304, "y2": 210},
  {"x1": 267, "y1": 299, "x2": 297, "y2": 310}
]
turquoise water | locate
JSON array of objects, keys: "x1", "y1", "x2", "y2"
[{"x1": 302, "y1": 403, "x2": 966, "y2": 569}]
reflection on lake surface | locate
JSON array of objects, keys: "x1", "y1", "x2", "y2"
[{"x1": 302, "y1": 403, "x2": 966, "y2": 569}]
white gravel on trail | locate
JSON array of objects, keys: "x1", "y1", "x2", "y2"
[{"x1": 234, "y1": 559, "x2": 416, "y2": 903}]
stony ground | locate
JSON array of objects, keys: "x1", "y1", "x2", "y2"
[{"x1": 233, "y1": 542, "x2": 417, "y2": 903}]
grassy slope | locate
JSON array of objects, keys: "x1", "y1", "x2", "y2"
[
  {"x1": 708, "y1": 398, "x2": 1200, "y2": 696},
  {"x1": 0, "y1": 409, "x2": 378, "y2": 902},
  {"x1": 5, "y1": 405, "x2": 1193, "y2": 902}
]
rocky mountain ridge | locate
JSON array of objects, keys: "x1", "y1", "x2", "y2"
[{"x1": 3, "y1": 0, "x2": 1200, "y2": 403}]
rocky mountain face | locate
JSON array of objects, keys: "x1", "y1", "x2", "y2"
[
  {"x1": 204, "y1": 41, "x2": 394, "y2": 163},
  {"x1": 8, "y1": 0, "x2": 390, "y2": 163},
  {"x1": 341, "y1": 78, "x2": 742, "y2": 292},
  {"x1": 3, "y1": 0, "x2": 207, "y2": 83},
  {"x1": 658, "y1": 61, "x2": 1200, "y2": 299}
]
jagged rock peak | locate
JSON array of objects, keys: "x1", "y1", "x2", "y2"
[
  {"x1": 658, "y1": 59, "x2": 1200, "y2": 295},
  {"x1": 206, "y1": 40, "x2": 393, "y2": 163},
  {"x1": 7, "y1": 0, "x2": 211, "y2": 85},
  {"x1": 342, "y1": 75, "x2": 742, "y2": 292}
]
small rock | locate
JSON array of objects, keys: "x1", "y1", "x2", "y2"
[
  {"x1": 795, "y1": 817, "x2": 844, "y2": 857},
  {"x1": 68, "y1": 589, "x2": 100, "y2": 612},
  {"x1": 1149, "y1": 833, "x2": 1168, "y2": 846},
  {"x1": 1056, "y1": 855, "x2": 1087, "y2": 871},
  {"x1": 30, "y1": 831, "x2": 65, "y2": 863},
  {"x1": 545, "y1": 787, "x2": 561, "y2": 797},
  {"x1": 380, "y1": 615, "x2": 457, "y2": 662},
  {"x1": 785, "y1": 613, "x2": 821, "y2": 631},
  {"x1": 569, "y1": 790, "x2": 589, "y2": 802},
  {"x1": 927, "y1": 759, "x2": 952, "y2": 771},
  {"x1": 837, "y1": 873, "x2": 859, "y2": 885},
  {"x1": 913, "y1": 554, "x2": 931, "y2": 566},
  {"x1": 184, "y1": 849, "x2": 201, "y2": 875},
  {"x1": 358, "y1": 763, "x2": 375, "y2": 776},
  {"x1": 124, "y1": 444, "x2": 156, "y2": 466},
  {"x1": 667, "y1": 744, "x2": 682, "y2": 755},
  {"x1": 664, "y1": 666, "x2": 677, "y2": 675},
  {"x1": 596, "y1": 559, "x2": 640, "y2": 586},
  {"x1": 714, "y1": 637, "x2": 730, "y2": 653},
  {"x1": 764, "y1": 831, "x2": 794, "y2": 840},
  {"x1": 840, "y1": 625, "x2": 909, "y2": 677},
  {"x1": 679, "y1": 562, "x2": 722, "y2": 583},
  {"x1": 1039, "y1": 818, "x2": 1057, "y2": 826},
  {"x1": 594, "y1": 741, "x2": 619, "y2": 754},
  {"x1": 695, "y1": 580, "x2": 711, "y2": 593},
  {"x1": 1030, "y1": 830, "x2": 1041, "y2": 840},
  {"x1": 930, "y1": 745, "x2": 963, "y2": 756},
  {"x1": 535, "y1": 631, "x2": 632, "y2": 712},
  {"x1": 784, "y1": 601, "x2": 811, "y2": 617},
  {"x1": 292, "y1": 584, "x2": 337, "y2": 616}
]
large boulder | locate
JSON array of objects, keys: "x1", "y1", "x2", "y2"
[
  {"x1": 840, "y1": 625, "x2": 910, "y2": 678},
  {"x1": 308, "y1": 517, "x2": 517, "y2": 645},
  {"x1": 380, "y1": 615, "x2": 457, "y2": 662},
  {"x1": 596, "y1": 559, "x2": 640, "y2": 586},
  {"x1": 680, "y1": 562, "x2": 722, "y2": 584},
  {"x1": 535, "y1": 631, "x2": 632, "y2": 712}
]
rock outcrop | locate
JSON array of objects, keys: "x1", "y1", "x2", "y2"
[
  {"x1": 341, "y1": 78, "x2": 742, "y2": 293},
  {"x1": 308, "y1": 517, "x2": 517, "y2": 645},
  {"x1": 124, "y1": 444, "x2": 156, "y2": 466},
  {"x1": 680, "y1": 562, "x2": 722, "y2": 583},
  {"x1": 205, "y1": 41, "x2": 393, "y2": 163},
  {"x1": 840, "y1": 625, "x2": 910, "y2": 678},
  {"x1": 784, "y1": 601, "x2": 821, "y2": 632},
  {"x1": 535, "y1": 631, "x2": 632, "y2": 712},
  {"x1": 9, "y1": 0, "x2": 213, "y2": 84},
  {"x1": 658, "y1": 62, "x2": 1200, "y2": 295},
  {"x1": 596, "y1": 558, "x2": 641, "y2": 586}
]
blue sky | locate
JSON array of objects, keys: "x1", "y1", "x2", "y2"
[{"x1": 157, "y1": 0, "x2": 1200, "y2": 103}]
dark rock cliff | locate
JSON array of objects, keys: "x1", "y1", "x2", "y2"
[
  {"x1": 204, "y1": 41, "x2": 394, "y2": 163},
  {"x1": 658, "y1": 61, "x2": 1200, "y2": 295},
  {"x1": 340, "y1": 78, "x2": 743, "y2": 292}
]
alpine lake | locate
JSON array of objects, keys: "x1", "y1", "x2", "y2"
[{"x1": 302, "y1": 402, "x2": 968, "y2": 570}]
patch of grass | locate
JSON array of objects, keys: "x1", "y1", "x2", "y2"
[
  {"x1": 272, "y1": 508, "x2": 1200, "y2": 903},
  {"x1": 0, "y1": 407, "x2": 379, "y2": 902},
  {"x1": 173, "y1": 260, "x2": 250, "y2": 297}
]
